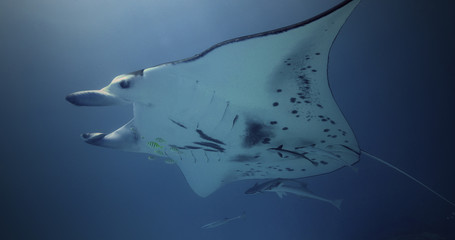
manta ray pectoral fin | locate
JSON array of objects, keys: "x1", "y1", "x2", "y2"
[
  {"x1": 81, "y1": 120, "x2": 142, "y2": 152},
  {"x1": 66, "y1": 90, "x2": 128, "y2": 106},
  {"x1": 176, "y1": 157, "x2": 236, "y2": 197},
  {"x1": 67, "y1": 0, "x2": 363, "y2": 197}
]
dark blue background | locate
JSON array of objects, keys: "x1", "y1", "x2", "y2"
[{"x1": 1, "y1": 0, "x2": 454, "y2": 239}]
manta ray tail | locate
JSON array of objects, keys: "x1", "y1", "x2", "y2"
[{"x1": 361, "y1": 150, "x2": 455, "y2": 207}]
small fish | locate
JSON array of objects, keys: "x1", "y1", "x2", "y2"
[
  {"x1": 201, "y1": 211, "x2": 246, "y2": 229},
  {"x1": 147, "y1": 141, "x2": 163, "y2": 149}
]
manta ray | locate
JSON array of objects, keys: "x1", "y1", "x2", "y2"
[{"x1": 66, "y1": 0, "x2": 455, "y2": 205}]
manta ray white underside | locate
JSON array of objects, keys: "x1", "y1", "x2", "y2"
[{"x1": 67, "y1": 0, "x2": 361, "y2": 197}]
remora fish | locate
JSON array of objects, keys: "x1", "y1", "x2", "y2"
[
  {"x1": 267, "y1": 182, "x2": 343, "y2": 210},
  {"x1": 201, "y1": 211, "x2": 246, "y2": 229},
  {"x1": 244, "y1": 178, "x2": 301, "y2": 194},
  {"x1": 244, "y1": 179, "x2": 283, "y2": 194}
]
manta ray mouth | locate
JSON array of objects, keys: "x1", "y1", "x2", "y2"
[{"x1": 66, "y1": 90, "x2": 128, "y2": 106}]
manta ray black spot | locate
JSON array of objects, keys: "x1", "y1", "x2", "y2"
[
  {"x1": 276, "y1": 89, "x2": 282, "y2": 92},
  {"x1": 282, "y1": 127, "x2": 288, "y2": 130},
  {"x1": 231, "y1": 154, "x2": 258, "y2": 162},
  {"x1": 320, "y1": 140, "x2": 326, "y2": 143},
  {"x1": 184, "y1": 146, "x2": 201, "y2": 150},
  {"x1": 286, "y1": 63, "x2": 291, "y2": 66},
  {"x1": 278, "y1": 169, "x2": 283, "y2": 172},
  {"x1": 270, "y1": 121, "x2": 278, "y2": 125},
  {"x1": 317, "y1": 104, "x2": 323, "y2": 108},
  {"x1": 194, "y1": 141, "x2": 225, "y2": 152},
  {"x1": 315, "y1": 52, "x2": 320, "y2": 55},
  {"x1": 338, "y1": 129, "x2": 347, "y2": 136},
  {"x1": 291, "y1": 110, "x2": 298, "y2": 114},
  {"x1": 320, "y1": 161, "x2": 328, "y2": 165},
  {"x1": 290, "y1": 97, "x2": 296, "y2": 103},
  {"x1": 301, "y1": 169, "x2": 306, "y2": 171},
  {"x1": 170, "y1": 119, "x2": 187, "y2": 129},
  {"x1": 312, "y1": 69, "x2": 317, "y2": 72},
  {"x1": 243, "y1": 121, "x2": 272, "y2": 148},
  {"x1": 273, "y1": 102, "x2": 279, "y2": 107},
  {"x1": 232, "y1": 114, "x2": 239, "y2": 128},
  {"x1": 203, "y1": 149, "x2": 218, "y2": 152},
  {"x1": 286, "y1": 168, "x2": 294, "y2": 171},
  {"x1": 324, "y1": 129, "x2": 330, "y2": 132},
  {"x1": 330, "y1": 120, "x2": 336, "y2": 124},
  {"x1": 196, "y1": 129, "x2": 225, "y2": 145}
]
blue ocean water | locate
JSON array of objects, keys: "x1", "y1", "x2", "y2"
[{"x1": 1, "y1": 0, "x2": 455, "y2": 239}]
